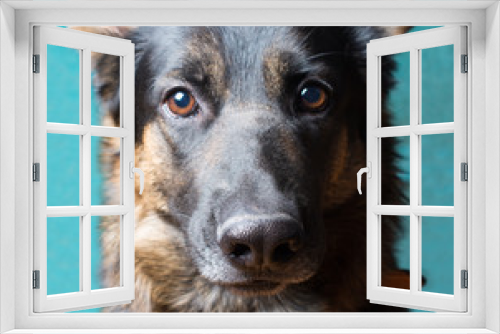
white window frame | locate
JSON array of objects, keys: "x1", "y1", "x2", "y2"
[
  {"x1": 366, "y1": 26, "x2": 468, "y2": 313},
  {"x1": 32, "y1": 26, "x2": 136, "y2": 313},
  {"x1": 0, "y1": 1, "x2": 499, "y2": 333}
]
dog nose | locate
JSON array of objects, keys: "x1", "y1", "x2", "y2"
[{"x1": 218, "y1": 215, "x2": 304, "y2": 270}]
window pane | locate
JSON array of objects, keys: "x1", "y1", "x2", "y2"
[
  {"x1": 47, "y1": 44, "x2": 80, "y2": 124},
  {"x1": 91, "y1": 215, "x2": 121, "y2": 290},
  {"x1": 381, "y1": 52, "x2": 410, "y2": 127},
  {"x1": 47, "y1": 133, "x2": 80, "y2": 206},
  {"x1": 91, "y1": 52, "x2": 121, "y2": 127},
  {"x1": 421, "y1": 216, "x2": 454, "y2": 295},
  {"x1": 47, "y1": 217, "x2": 80, "y2": 295},
  {"x1": 381, "y1": 215, "x2": 410, "y2": 290},
  {"x1": 421, "y1": 45, "x2": 454, "y2": 124},
  {"x1": 421, "y1": 133, "x2": 454, "y2": 206},
  {"x1": 91, "y1": 136, "x2": 121, "y2": 206},
  {"x1": 381, "y1": 137, "x2": 410, "y2": 205}
]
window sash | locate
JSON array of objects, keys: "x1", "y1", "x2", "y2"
[
  {"x1": 366, "y1": 26, "x2": 468, "y2": 312},
  {"x1": 32, "y1": 25, "x2": 136, "y2": 313}
]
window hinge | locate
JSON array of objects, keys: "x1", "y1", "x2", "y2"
[
  {"x1": 461, "y1": 162, "x2": 468, "y2": 181},
  {"x1": 461, "y1": 270, "x2": 468, "y2": 289},
  {"x1": 461, "y1": 54, "x2": 468, "y2": 73},
  {"x1": 33, "y1": 163, "x2": 40, "y2": 182},
  {"x1": 33, "y1": 54, "x2": 40, "y2": 73},
  {"x1": 33, "y1": 270, "x2": 40, "y2": 289}
]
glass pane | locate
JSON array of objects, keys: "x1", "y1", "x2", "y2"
[
  {"x1": 47, "y1": 217, "x2": 80, "y2": 295},
  {"x1": 421, "y1": 216, "x2": 454, "y2": 294},
  {"x1": 47, "y1": 44, "x2": 80, "y2": 124},
  {"x1": 381, "y1": 52, "x2": 410, "y2": 127},
  {"x1": 91, "y1": 215, "x2": 121, "y2": 290},
  {"x1": 421, "y1": 45, "x2": 454, "y2": 124},
  {"x1": 47, "y1": 133, "x2": 80, "y2": 206},
  {"x1": 91, "y1": 52, "x2": 121, "y2": 127},
  {"x1": 381, "y1": 215, "x2": 410, "y2": 290},
  {"x1": 421, "y1": 133, "x2": 454, "y2": 206},
  {"x1": 91, "y1": 136, "x2": 121, "y2": 206},
  {"x1": 381, "y1": 136, "x2": 410, "y2": 205}
]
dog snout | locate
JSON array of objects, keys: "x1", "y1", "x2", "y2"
[{"x1": 217, "y1": 214, "x2": 304, "y2": 270}]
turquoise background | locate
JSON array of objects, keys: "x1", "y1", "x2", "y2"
[{"x1": 45, "y1": 26, "x2": 454, "y2": 312}]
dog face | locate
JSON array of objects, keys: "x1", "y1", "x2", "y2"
[
  {"x1": 90, "y1": 26, "x2": 405, "y2": 311},
  {"x1": 133, "y1": 26, "x2": 370, "y2": 295}
]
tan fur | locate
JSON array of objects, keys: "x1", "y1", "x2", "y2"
[
  {"x1": 186, "y1": 28, "x2": 227, "y2": 100},
  {"x1": 385, "y1": 26, "x2": 413, "y2": 36},
  {"x1": 263, "y1": 49, "x2": 289, "y2": 99}
]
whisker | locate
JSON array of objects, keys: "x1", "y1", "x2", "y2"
[
  {"x1": 171, "y1": 211, "x2": 192, "y2": 220},
  {"x1": 306, "y1": 50, "x2": 366, "y2": 61},
  {"x1": 298, "y1": 27, "x2": 318, "y2": 47}
]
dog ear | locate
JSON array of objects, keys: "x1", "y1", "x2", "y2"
[
  {"x1": 384, "y1": 26, "x2": 413, "y2": 36},
  {"x1": 70, "y1": 26, "x2": 135, "y2": 66},
  {"x1": 70, "y1": 26, "x2": 135, "y2": 38},
  {"x1": 381, "y1": 269, "x2": 427, "y2": 290},
  {"x1": 382, "y1": 269, "x2": 411, "y2": 290},
  {"x1": 70, "y1": 26, "x2": 136, "y2": 126}
]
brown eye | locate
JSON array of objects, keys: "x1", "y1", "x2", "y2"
[
  {"x1": 163, "y1": 89, "x2": 197, "y2": 117},
  {"x1": 298, "y1": 85, "x2": 329, "y2": 113}
]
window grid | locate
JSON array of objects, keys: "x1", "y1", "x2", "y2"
[
  {"x1": 34, "y1": 25, "x2": 135, "y2": 313},
  {"x1": 366, "y1": 26, "x2": 467, "y2": 312},
  {"x1": 44, "y1": 48, "x2": 128, "y2": 296},
  {"x1": 375, "y1": 48, "x2": 456, "y2": 295}
]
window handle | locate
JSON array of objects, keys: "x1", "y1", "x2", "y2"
[
  {"x1": 357, "y1": 162, "x2": 371, "y2": 195},
  {"x1": 129, "y1": 162, "x2": 145, "y2": 195}
]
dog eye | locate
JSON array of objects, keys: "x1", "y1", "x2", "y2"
[
  {"x1": 162, "y1": 89, "x2": 197, "y2": 117},
  {"x1": 297, "y1": 84, "x2": 329, "y2": 113}
]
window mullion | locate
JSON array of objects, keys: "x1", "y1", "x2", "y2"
[
  {"x1": 372, "y1": 123, "x2": 454, "y2": 138},
  {"x1": 82, "y1": 48, "x2": 92, "y2": 294},
  {"x1": 46, "y1": 123, "x2": 88, "y2": 135},
  {"x1": 90, "y1": 126, "x2": 130, "y2": 138},
  {"x1": 409, "y1": 47, "x2": 420, "y2": 294},
  {"x1": 373, "y1": 205, "x2": 454, "y2": 217}
]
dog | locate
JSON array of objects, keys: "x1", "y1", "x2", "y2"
[{"x1": 80, "y1": 26, "x2": 411, "y2": 312}]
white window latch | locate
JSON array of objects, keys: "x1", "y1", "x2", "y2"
[
  {"x1": 129, "y1": 162, "x2": 145, "y2": 195},
  {"x1": 357, "y1": 162, "x2": 372, "y2": 195}
]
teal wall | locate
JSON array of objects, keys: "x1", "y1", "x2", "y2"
[{"x1": 45, "y1": 26, "x2": 455, "y2": 313}]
